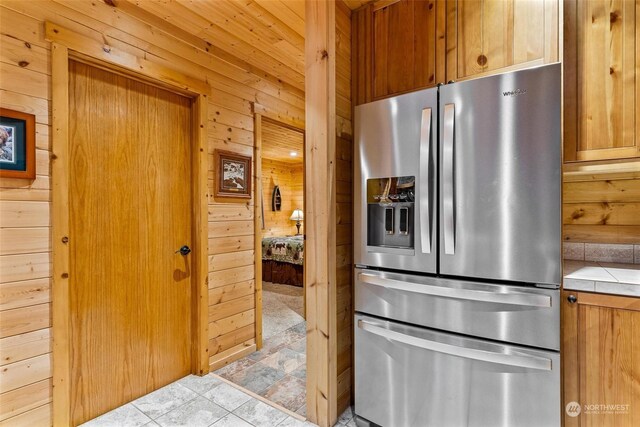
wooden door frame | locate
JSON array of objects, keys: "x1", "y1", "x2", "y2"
[
  {"x1": 47, "y1": 22, "x2": 210, "y2": 426},
  {"x1": 252, "y1": 110, "x2": 306, "y2": 350}
]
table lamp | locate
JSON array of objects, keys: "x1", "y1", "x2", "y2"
[{"x1": 289, "y1": 209, "x2": 304, "y2": 235}]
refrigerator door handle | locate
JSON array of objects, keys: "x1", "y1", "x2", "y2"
[
  {"x1": 357, "y1": 319, "x2": 553, "y2": 371},
  {"x1": 419, "y1": 108, "x2": 432, "y2": 254},
  {"x1": 358, "y1": 272, "x2": 552, "y2": 307},
  {"x1": 443, "y1": 103, "x2": 456, "y2": 255}
]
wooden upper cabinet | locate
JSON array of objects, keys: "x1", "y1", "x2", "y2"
[
  {"x1": 352, "y1": 0, "x2": 558, "y2": 105},
  {"x1": 372, "y1": 0, "x2": 444, "y2": 99},
  {"x1": 445, "y1": 0, "x2": 559, "y2": 82},
  {"x1": 352, "y1": 0, "x2": 445, "y2": 104},
  {"x1": 564, "y1": 0, "x2": 640, "y2": 162}
]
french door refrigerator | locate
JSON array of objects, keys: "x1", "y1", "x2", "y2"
[{"x1": 354, "y1": 64, "x2": 561, "y2": 427}]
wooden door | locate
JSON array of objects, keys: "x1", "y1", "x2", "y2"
[
  {"x1": 564, "y1": 0, "x2": 640, "y2": 162},
  {"x1": 445, "y1": 0, "x2": 558, "y2": 81},
  {"x1": 68, "y1": 60, "x2": 193, "y2": 425},
  {"x1": 562, "y1": 291, "x2": 640, "y2": 427}
]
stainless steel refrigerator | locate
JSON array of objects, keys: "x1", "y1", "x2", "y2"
[{"x1": 354, "y1": 64, "x2": 562, "y2": 427}]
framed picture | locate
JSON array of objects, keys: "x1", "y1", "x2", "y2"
[
  {"x1": 0, "y1": 108, "x2": 35, "y2": 179},
  {"x1": 215, "y1": 149, "x2": 252, "y2": 199}
]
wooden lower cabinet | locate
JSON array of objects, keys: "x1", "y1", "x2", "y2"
[{"x1": 562, "y1": 290, "x2": 640, "y2": 426}]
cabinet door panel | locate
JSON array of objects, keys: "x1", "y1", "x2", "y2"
[
  {"x1": 457, "y1": 0, "x2": 484, "y2": 77},
  {"x1": 372, "y1": 0, "x2": 439, "y2": 99},
  {"x1": 414, "y1": 0, "x2": 438, "y2": 88},
  {"x1": 447, "y1": 0, "x2": 555, "y2": 81},
  {"x1": 481, "y1": 0, "x2": 512, "y2": 73},
  {"x1": 580, "y1": 304, "x2": 640, "y2": 427},
  {"x1": 562, "y1": 291, "x2": 640, "y2": 427},
  {"x1": 372, "y1": 5, "x2": 389, "y2": 97},
  {"x1": 352, "y1": 3, "x2": 373, "y2": 106},
  {"x1": 513, "y1": 0, "x2": 545, "y2": 64},
  {"x1": 564, "y1": 0, "x2": 639, "y2": 162},
  {"x1": 385, "y1": 0, "x2": 414, "y2": 94}
]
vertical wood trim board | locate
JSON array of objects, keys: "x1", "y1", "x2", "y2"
[
  {"x1": 254, "y1": 113, "x2": 264, "y2": 350},
  {"x1": 335, "y1": 0, "x2": 354, "y2": 416},
  {"x1": 305, "y1": 0, "x2": 338, "y2": 426},
  {"x1": 50, "y1": 42, "x2": 71, "y2": 427},
  {"x1": 561, "y1": 290, "x2": 579, "y2": 427},
  {"x1": 193, "y1": 94, "x2": 210, "y2": 375}
]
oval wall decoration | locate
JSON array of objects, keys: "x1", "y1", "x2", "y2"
[{"x1": 272, "y1": 185, "x2": 282, "y2": 211}]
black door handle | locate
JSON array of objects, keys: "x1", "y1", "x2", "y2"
[{"x1": 176, "y1": 245, "x2": 191, "y2": 256}]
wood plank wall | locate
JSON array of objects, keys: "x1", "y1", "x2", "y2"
[
  {"x1": 0, "y1": 2, "x2": 304, "y2": 425},
  {"x1": 261, "y1": 159, "x2": 304, "y2": 237},
  {"x1": 336, "y1": 0, "x2": 354, "y2": 416},
  {"x1": 563, "y1": 164, "x2": 640, "y2": 244}
]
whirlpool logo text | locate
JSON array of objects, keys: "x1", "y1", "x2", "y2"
[{"x1": 502, "y1": 88, "x2": 527, "y2": 97}]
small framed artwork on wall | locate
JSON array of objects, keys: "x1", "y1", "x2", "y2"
[
  {"x1": 0, "y1": 108, "x2": 35, "y2": 179},
  {"x1": 215, "y1": 149, "x2": 252, "y2": 199}
]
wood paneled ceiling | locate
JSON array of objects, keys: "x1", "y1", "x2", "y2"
[
  {"x1": 127, "y1": 0, "x2": 370, "y2": 93},
  {"x1": 262, "y1": 120, "x2": 304, "y2": 164},
  {"x1": 128, "y1": 0, "x2": 305, "y2": 90}
]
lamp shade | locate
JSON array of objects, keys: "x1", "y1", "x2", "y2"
[{"x1": 289, "y1": 209, "x2": 304, "y2": 221}]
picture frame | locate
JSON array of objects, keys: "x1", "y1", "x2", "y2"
[
  {"x1": 0, "y1": 108, "x2": 36, "y2": 179},
  {"x1": 215, "y1": 149, "x2": 252, "y2": 199}
]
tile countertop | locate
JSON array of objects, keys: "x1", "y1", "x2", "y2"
[{"x1": 564, "y1": 260, "x2": 640, "y2": 297}]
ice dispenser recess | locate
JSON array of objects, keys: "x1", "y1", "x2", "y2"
[{"x1": 367, "y1": 176, "x2": 415, "y2": 250}]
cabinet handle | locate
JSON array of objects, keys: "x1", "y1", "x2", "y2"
[{"x1": 567, "y1": 295, "x2": 577, "y2": 304}]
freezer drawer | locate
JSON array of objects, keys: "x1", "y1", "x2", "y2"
[
  {"x1": 355, "y1": 268, "x2": 559, "y2": 350},
  {"x1": 354, "y1": 314, "x2": 560, "y2": 427}
]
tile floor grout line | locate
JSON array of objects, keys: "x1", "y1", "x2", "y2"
[
  {"x1": 131, "y1": 383, "x2": 202, "y2": 422},
  {"x1": 210, "y1": 373, "x2": 308, "y2": 422},
  {"x1": 208, "y1": 411, "x2": 256, "y2": 427}
]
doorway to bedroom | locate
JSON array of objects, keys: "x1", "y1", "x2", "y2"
[{"x1": 214, "y1": 116, "x2": 307, "y2": 417}]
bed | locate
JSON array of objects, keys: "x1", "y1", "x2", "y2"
[{"x1": 262, "y1": 235, "x2": 304, "y2": 286}]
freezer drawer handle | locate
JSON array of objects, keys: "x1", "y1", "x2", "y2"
[
  {"x1": 443, "y1": 103, "x2": 456, "y2": 255},
  {"x1": 358, "y1": 319, "x2": 552, "y2": 371},
  {"x1": 358, "y1": 273, "x2": 551, "y2": 307},
  {"x1": 419, "y1": 107, "x2": 432, "y2": 254}
]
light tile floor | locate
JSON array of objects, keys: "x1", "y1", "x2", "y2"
[
  {"x1": 81, "y1": 373, "x2": 355, "y2": 427},
  {"x1": 81, "y1": 283, "x2": 356, "y2": 427}
]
